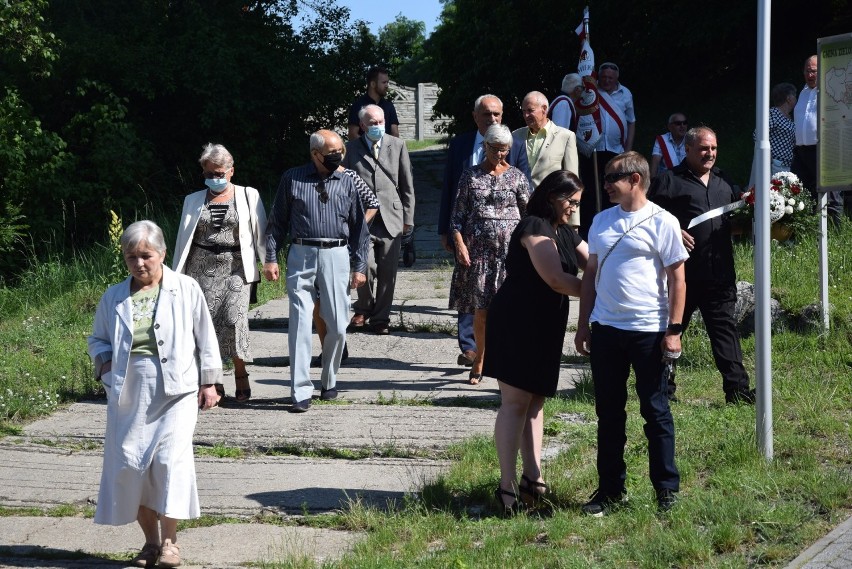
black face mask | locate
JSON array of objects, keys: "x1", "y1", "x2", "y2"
[{"x1": 322, "y1": 152, "x2": 343, "y2": 171}]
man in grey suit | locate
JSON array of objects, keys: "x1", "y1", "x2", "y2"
[{"x1": 343, "y1": 104, "x2": 415, "y2": 335}]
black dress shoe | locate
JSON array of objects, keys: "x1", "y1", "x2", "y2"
[
  {"x1": 726, "y1": 388, "x2": 756, "y2": 405},
  {"x1": 320, "y1": 388, "x2": 338, "y2": 400},
  {"x1": 289, "y1": 398, "x2": 311, "y2": 413}
]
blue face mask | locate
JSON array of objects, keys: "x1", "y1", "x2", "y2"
[
  {"x1": 205, "y1": 177, "x2": 229, "y2": 193},
  {"x1": 366, "y1": 125, "x2": 384, "y2": 141}
]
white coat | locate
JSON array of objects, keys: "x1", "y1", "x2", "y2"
[
  {"x1": 172, "y1": 185, "x2": 268, "y2": 282},
  {"x1": 87, "y1": 265, "x2": 223, "y2": 397}
]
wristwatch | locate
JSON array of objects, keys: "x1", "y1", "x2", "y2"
[{"x1": 667, "y1": 323, "x2": 683, "y2": 335}]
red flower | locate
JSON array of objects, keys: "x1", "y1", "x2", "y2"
[
  {"x1": 771, "y1": 178, "x2": 781, "y2": 186},
  {"x1": 745, "y1": 193, "x2": 756, "y2": 205},
  {"x1": 791, "y1": 184, "x2": 801, "y2": 194}
]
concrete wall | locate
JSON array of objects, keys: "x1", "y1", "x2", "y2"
[{"x1": 391, "y1": 81, "x2": 450, "y2": 141}]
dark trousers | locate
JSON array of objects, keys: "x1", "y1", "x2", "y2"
[
  {"x1": 590, "y1": 323, "x2": 679, "y2": 495},
  {"x1": 457, "y1": 312, "x2": 475, "y2": 353},
  {"x1": 675, "y1": 280, "x2": 750, "y2": 396},
  {"x1": 791, "y1": 144, "x2": 844, "y2": 223},
  {"x1": 579, "y1": 151, "x2": 618, "y2": 240}
]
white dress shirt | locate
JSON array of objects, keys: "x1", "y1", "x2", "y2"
[{"x1": 794, "y1": 85, "x2": 818, "y2": 146}]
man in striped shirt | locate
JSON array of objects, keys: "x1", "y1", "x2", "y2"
[{"x1": 264, "y1": 130, "x2": 370, "y2": 412}]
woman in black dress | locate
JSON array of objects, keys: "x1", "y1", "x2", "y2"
[{"x1": 484, "y1": 170, "x2": 588, "y2": 514}]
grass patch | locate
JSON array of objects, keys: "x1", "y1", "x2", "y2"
[{"x1": 405, "y1": 139, "x2": 446, "y2": 152}]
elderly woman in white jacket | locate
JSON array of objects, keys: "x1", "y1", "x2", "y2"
[
  {"x1": 88, "y1": 220, "x2": 221, "y2": 569},
  {"x1": 173, "y1": 143, "x2": 267, "y2": 402}
]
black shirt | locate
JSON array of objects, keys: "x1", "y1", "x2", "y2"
[
  {"x1": 648, "y1": 163, "x2": 739, "y2": 284},
  {"x1": 347, "y1": 94, "x2": 400, "y2": 136}
]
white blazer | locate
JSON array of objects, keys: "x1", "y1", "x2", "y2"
[
  {"x1": 87, "y1": 266, "x2": 223, "y2": 397},
  {"x1": 172, "y1": 185, "x2": 267, "y2": 282}
]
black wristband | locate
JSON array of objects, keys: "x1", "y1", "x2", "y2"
[{"x1": 667, "y1": 323, "x2": 683, "y2": 335}]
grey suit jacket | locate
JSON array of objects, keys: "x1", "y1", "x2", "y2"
[
  {"x1": 343, "y1": 134, "x2": 415, "y2": 237},
  {"x1": 511, "y1": 123, "x2": 579, "y2": 188}
]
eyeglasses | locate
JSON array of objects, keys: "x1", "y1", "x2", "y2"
[
  {"x1": 603, "y1": 171, "x2": 636, "y2": 184},
  {"x1": 202, "y1": 168, "x2": 230, "y2": 179},
  {"x1": 670, "y1": 120, "x2": 688, "y2": 126},
  {"x1": 486, "y1": 143, "x2": 510, "y2": 155},
  {"x1": 315, "y1": 180, "x2": 329, "y2": 204},
  {"x1": 565, "y1": 198, "x2": 582, "y2": 208}
]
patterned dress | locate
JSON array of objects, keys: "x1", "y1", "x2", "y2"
[
  {"x1": 185, "y1": 199, "x2": 251, "y2": 361},
  {"x1": 448, "y1": 165, "x2": 529, "y2": 312}
]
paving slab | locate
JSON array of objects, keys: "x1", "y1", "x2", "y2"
[
  {"x1": 0, "y1": 443, "x2": 449, "y2": 515},
  {"x1": 0, "y1": 516, "x2": 361, "y2": 568},
  {"x1": 18, "y1": 404, "x2": 498, "y2": 452}
]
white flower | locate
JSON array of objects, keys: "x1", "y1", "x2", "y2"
[
  {"x1": 785, "y1": 205, "x2": 794, "y2": 215},
  {"x1": 798, "y1": 202, "x2": 805, "y2": 211},
  {"x1": 788, "y1": 198, "x2": 795, "y2": 206}
]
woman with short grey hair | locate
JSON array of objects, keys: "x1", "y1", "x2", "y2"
[
  {"x1": 89, "y1": 220, "x2": 221, "y2": 568},
  {"x1": 449, "y1": 123, "x2": 530, "y2": 385},
  {"x1": 173, "y1": 143, "x2": 267, "y2": 402}
]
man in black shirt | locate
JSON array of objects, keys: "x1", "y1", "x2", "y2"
[
  {"x1": 648, "y1": 127, "x2": 755, "y2": 404},
  {"x1": 348, "y1": 66, "x2": 400, "y2": 140}
]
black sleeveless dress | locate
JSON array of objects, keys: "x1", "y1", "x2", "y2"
[{"x1": 483, "y1": 217, "x2": 581, "y2": 396}]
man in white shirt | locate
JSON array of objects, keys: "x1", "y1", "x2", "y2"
[
  {"x1": 650, "y1": 113, "x2": 688, "y2": 178},
  {"x1": 597, "y1": 62, "x2": 636, "y2": 152},
  {"x1": 574, "y1": 151, "x2": 687, "y2": 516},
  {"x1": 792, "y1": 54, "x2": 844, "y2": 225}
]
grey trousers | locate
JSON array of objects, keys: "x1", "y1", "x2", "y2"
[
  {"x1": 286, "y1": 244, "x2": 350, "y2": 403},
  {"x1": 353, "y1": 221, "x2": 401, "y2": 327}
]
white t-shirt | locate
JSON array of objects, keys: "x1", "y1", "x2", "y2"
[{"x1": 588, "y1": 201, "x2": 688, "y2": 332}]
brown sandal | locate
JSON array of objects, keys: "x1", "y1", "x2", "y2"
[
  {"x1": 235, "y1": 373, "x2": 251, "y2": 402},
  {"x1": 131, "y1": 542, "x2": 160, "y2": 568}
]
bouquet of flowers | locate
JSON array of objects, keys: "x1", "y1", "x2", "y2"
[{"x1": 733, "y1": 171, "x2": 815, "y2": 238}]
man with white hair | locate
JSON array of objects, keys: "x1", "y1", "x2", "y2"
[
  {"x1": 264, "y1": 130, "x2": 370, "y2": 412},
  {"x1": 548, "y1": 73, "x2": 584, "y2": 133},
  {"x1": 509, "y1": 91, "x2": 579, "y2": 190},
  {"x1": 344, "y1": 104, "x2": 415, "y2": 335}
]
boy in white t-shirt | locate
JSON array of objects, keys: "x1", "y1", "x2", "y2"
[{"x1": 574, "y1": 151, "x2": 689, "y2": 516}]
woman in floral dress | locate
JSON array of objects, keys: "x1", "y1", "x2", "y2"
[
  {"x1": 173, "y1": 143, "x2": 267, "y2": 402},
  {"x1": 449, "y1": 124, "x2": 529, "y2": 384}
]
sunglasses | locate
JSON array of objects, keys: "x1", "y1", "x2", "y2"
[
  {"x1": 315, "y1": 180, "x2": 329, "y2": 204},
  {"x1": 603, "y1": 171, "x2": 636, "y2": 184},
  {"x1": 670, "y1": 120, "x2": 688, "y2": 126}
]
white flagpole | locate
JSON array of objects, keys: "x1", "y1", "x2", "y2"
[{"x1": 754, "y1": 0, "x2": 773, "y2": 460}]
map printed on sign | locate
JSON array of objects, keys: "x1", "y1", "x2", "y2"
[{"x1": 817, "y1": 33, "x2": 852, "y2": 190}]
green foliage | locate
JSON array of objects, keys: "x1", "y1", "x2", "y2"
[{"x1": 378, "y1": 13, "x2": 429, "y2": 86}]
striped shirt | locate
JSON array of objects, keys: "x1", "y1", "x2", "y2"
[
  {"x1": 341, "y1": 168, "x2": 380, "y2": 211},
  {"x1": 265, "y1": 163, "x2": 370, "y2": 273}
]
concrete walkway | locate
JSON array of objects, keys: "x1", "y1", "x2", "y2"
[{"x1": 0, "y1": 147, "x2": 847, "y2": 568}]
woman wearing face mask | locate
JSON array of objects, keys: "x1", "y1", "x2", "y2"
[{"x1": 173, "y1": 143, "x2": 267, "y2": 403}]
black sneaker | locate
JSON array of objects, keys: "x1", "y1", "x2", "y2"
[
  {"x1": 726, "y1": 388, "x2": 756, "y2": 405},
  {"x1": 656, "y1": 488, "x2": 677, "y2": 512},
  {"x1": 320, "y1": 387, "x2": 338, "y2": 401},
  {"x1": 581, "y1": 489, "x2": 626, "y2": 517},
  {"x1": 289, "y1": 398, "x2": 311, "y2": 413}
]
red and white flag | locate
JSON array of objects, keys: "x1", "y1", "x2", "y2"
[{"x1": 575, "y1": 6, "x2": 602, "y2": 146}]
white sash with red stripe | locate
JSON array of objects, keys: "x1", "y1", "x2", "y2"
[{"x1": 656, "y1": 134, "x2": 677, "y2": 169}]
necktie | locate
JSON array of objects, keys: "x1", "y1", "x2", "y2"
[
  {"x1": 473, "y1": 145, "x2": 484, "y2": 166},
  {"x1": 373, "y1": 143, "x2": 380, "y2": 160}
]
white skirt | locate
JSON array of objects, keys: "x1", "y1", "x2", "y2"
[{"x1": 95, "y1": 355, "x2": 200, "y2": 525}]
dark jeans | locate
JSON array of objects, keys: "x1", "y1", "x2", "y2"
[
  {"x1": 791, "y1": 145, "x2": 844, "y2": 223},
  {"x1": 675, "y1": 280, "x2": 750, "y2": 397},
  {"x1": 590, "y1": 323, "x2": 679, "y2": 495},
  {"x1": 457, "y1": 312, "x2": 475, "y2": 353}
]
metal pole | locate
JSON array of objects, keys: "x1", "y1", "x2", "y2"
[
  {"x1": 754, "y1": 0, "x2": 773, "y2": 460},
  {"x1": 819, "y1": 192, "x2": 830, "y2": 329}
]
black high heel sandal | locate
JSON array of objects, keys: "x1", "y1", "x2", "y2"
[
  {"x1": 494, "y1": 486, "x2": 523, "y2": 516},
  {"x1": 519, "y1": 474, "x2": 549, "y2": 507},
  {"x1": 235, "y1": 373, "x2": 251, "y2": 402},
  {"x1": 468, "y1": 370, "x2": 483, "y2": 385}
]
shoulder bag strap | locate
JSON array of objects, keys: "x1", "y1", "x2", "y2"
[{"x1": 595, "y1": 207, "x2": 663, "y2": 288}]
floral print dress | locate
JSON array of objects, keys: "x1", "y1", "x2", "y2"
[{"x1": 448, "y1": 165, "x2": 529, "y2": 312}]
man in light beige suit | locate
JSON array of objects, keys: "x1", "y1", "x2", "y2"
[
  {"x1": 511, "y1": 91, "x2": 579, "y2": 188},
  {"x1": 510, "y1": 91, "x2": 579, "y2": 224}
]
